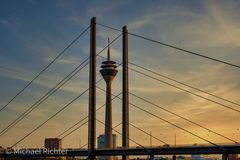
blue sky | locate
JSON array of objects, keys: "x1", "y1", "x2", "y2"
[{"x1": 0, "y1": 0, "x2": 240, "y2": 148}]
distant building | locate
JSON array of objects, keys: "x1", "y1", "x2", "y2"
[
  {"x1": 0, "y1": 146, "x2": 4, "y2": 154},
  {"x1": 45, "y1": 138, "x2": 62, "y2": 149},
  {"x1": 97, "y1": 134, "x2": 118, "y2": 149},
  {"x1": 191, "y1": 154, "x2": 204, "y2": 160},
  {"x1": 177, "y1": 156, "x2": 185, "y2": 160},
  {"x1": 153, "y1": 157, "x2": 168, "y2": 160},
  {"x1": 98, "y1": 134, "x2": 105, "y2": 149},
  {"x1": 97, "y1": 134, "x2": 118, "y2": 160},
  {"x1": 228, "y1": 154, "x2": 238, "y2": 160}
]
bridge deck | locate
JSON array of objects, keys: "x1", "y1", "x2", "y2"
[{"x1": 0, "y1": 145, "x2": 239, "y2": 157}]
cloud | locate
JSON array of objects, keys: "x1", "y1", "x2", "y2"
[
  {"x1": 126, "y1": 1, "x2": 240, "y2": 69},
  {"x1": 66, "y1": 15, "x2": 89, "y2": 27},
  {"x1": 42, "y1": 56, "x2": 82, "y2": 65},
  {"x1": 126, "y1": 57, "x2": 240, "y2": 144},
  {"x1": 26, "y1": 0, "x2": 38, "y2": 5},
  {"x1": 0, "y1": 62, "x2": 89, "y2": 97},
  {"x1": 128, "y1": 11, "x2": 161, "y2": 30},
  {"x1": 0, "y1": 66, "x2": 54, "y2": 89},
  {"x1": 0, "y1": 18, "x2": 21, "y2": 30},
  {"x1": 175, "y1": 2, "x2": 240, "y2": 49},
  {"x1": 85, "y1": 1, "x2": 130, "y2": 19}
]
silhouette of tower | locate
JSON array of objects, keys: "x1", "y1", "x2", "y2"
[{"x1": 100, "y1": 38, "x2": 118, "y2": 160}]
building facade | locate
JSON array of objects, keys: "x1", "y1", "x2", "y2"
[
  {"x1": 97, "y1": 134, "x2": 118, "y2": 160},
  {"x1": 44, "y1": 138, "x2": 62, "y2": 150},
  {"x1": 97, "y1": 134, "x2": 118, "y2": 149}
]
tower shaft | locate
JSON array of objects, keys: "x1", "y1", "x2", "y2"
[
  {"x1": 101, "y1": 76, "x2": 116, "y2": 160},
  {"x1": 104, "y1": 80, "x2": 113, "y2": 149}
]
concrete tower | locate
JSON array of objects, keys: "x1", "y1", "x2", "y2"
[{"x1": 100, "y1": 38, "x2": 118, "y2": 159}]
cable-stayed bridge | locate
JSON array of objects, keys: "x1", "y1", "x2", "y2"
[{"x1": 0, "y1": 17, "x2": 239, "y2": 160}]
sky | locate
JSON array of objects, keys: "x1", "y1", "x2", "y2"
[{"x1": 0, "y1": 0, "x2": 240, "y2": 149}]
